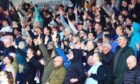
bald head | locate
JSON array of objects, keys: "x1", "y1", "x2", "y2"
[
  {"x1": 53, "y1": 56, "x2": 64, "y2": 68},
  {"x1": 126, "y1": 55, "x2": 137, "y2": 70}
]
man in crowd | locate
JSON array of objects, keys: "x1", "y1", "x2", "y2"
[
  {"x1": 113, "y1": 35, "x2": 134, "y2": 84},
  {"x1": 0, "y1": 0, "x2": 140, "y2": 83},
  {"x1": 46, "y1": 56, "x2": 66, "y2": 84},
  {"x1": 123, "y1": 55, "x2": 140, "y2": 84}
]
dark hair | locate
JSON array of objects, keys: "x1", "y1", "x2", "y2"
[
  {"x1": 27, "y1": 46, "x2": 36, "y2": 55},
  {"x1": 2, "y1": 18, "x2": 10, "y2": 25},
  {"x1": 126, "y1": 16, "x2": 134, "y2": 22},
  {"x1": 44, "y1": 26, "x2": 52, "y2": 34},
  {"x1": 104, "y1": 34, "x2": 111, "y2": 41},
  {"x1": 6, "y1": 56, "x2": 14, "y2": 64},
  {"x1": 59, "y1": 4, "x2": 64, "y2": 8},
  {"x1": 93, "y1": 52, "x2": 102, "y2": 61},
  {"x1": 125, "y1": 25, "x2": 132, "y2": 31},
  {"x1": 95, "y1": 22, "x2": 103, "y2": 30}
]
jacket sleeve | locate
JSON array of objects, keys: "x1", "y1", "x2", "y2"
[
  {"x1": 83, "y1": 20, "x2": 88, "y2": 30},
  {"x1": 55, "y1": 46, "x2": 70, "y2": 68},
  {"x1": 60, "y1": 14, "x2": 69, "y2": 28},
  {"x1": 38, "y1": 43, "x2": 50, "y2": 62},
  {"x1": 75, "y1": 14, "x2": 80, "y2": 23},
  {"x1": 68, "y1": 19, "x2": 78, "y2": 35},
  {"x1": 28, "y1": 30, "x2": 36, "y2": 39},
  {"x1": 75, "y1": 63, "x2": 85, "y2": 81},
  {"x1": 90, "y1": 65, "x2": 106, "y2": 81}
]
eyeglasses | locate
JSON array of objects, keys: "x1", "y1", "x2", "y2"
[{"x1": 53, "y1": 60, "x2": 59, "y2": 63}]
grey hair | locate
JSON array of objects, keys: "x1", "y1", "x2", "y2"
[{"x1": 18, "y1": 41, "x2": 26, "y2": 49}]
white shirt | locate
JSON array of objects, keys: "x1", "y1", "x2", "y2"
[{"x1": 85, "y1": 62, "x2": 102, "y2": 84}]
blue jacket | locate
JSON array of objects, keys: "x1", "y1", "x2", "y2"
[
  {"x1": 129, "y1": 22, "x2": 140, "y2": 57},
  {"x1": 55, "y1": 46, "x2": 71, "y2": 68}
]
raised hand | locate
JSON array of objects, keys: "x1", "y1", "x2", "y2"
[
  {"x1": 70, "y1": 78, "x2": 78, "y2": 83},
  {"x1": 136, "y1": 43, "x2": 140, "y2": 51},
  {"x1": 74, "y1": 7, "x2": 78, "y2": 15},
  {"x1": 37, "y1": 35, "x2": 42, "y2": 44},
  {"x1": 51, "y1": 31, "x2": 57, "y2": 42},
  {"x1": 44, "y1": 36, "x2": 49, "y2": 44}
]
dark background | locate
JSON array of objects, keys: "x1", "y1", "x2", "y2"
[{"x1": 0, "y1": 0, "x2": 9, "y2": 10}]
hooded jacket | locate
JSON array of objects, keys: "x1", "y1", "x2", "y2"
[
  {"x1": 129, "y1": 22, "x2": 140, "y2": 57},
  {"x1": 64, "y1": 49, "x2": 85, "y2": 84}
]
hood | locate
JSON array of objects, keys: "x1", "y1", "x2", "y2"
[
  {"x1": 70, "y1": 49, "x2": 83, "y2": 63},
  {"x1": 132, "y1": 22, "x2": 140, "y2": 35}
]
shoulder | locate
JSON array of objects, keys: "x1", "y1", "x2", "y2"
[
  {"x1": 98, "y1": 65, "x2": 106, "y2": 72},
  {"x1": 123, "y1": 46, "x2": 134, "y2": 53},
  {"x1": 60, "y1": 67, "x2": 66, "y2": 72}
]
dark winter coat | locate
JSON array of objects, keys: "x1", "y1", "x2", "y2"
[
  {"x1": 123, "y1": 66, "x2": 140, "y2": 84},
  {"x1": 64, "y1": 49, "x2": 85, "y2": 84},
  {"x1": 113, "y1": 45, "x2": 134, "y2": 84}
]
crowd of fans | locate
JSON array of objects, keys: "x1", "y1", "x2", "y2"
[{"x1": 0, "y1": 0, "x2": 140, "y2": 84}]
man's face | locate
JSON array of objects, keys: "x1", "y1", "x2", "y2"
[
  {"x1": 43, "y1": 27, "x2": 49, "y2": 35},
  {"x1": 64, "y1": 30, "x2": 70, "y2": 37},
  {"x1": 79, "y1": 31, "x2": 85, "y2": 38},
  {"x1": 2, "y1": 20, "x2": 8, "y2": 27},
  {"x1": 121, "y1": 1, "x2": 128, "y2": 7},
  {"x1": 127, "y1": 61, "x2": 133, "y2": 69},
  {"x1": 27, "y1": 48, "x2": 33, "y2": 55},
  {"x1": 118, "y1": 15, "x2": 124, "y2": 22},
  {"x1": 88, "y1": 33, "x2": 94, "y2": 41},
  {"x1": 86, "y1": 41, "x2": 94, "y2": 51},
  {"x1": 14, "y1": 29, "x2": 19, "y2": 35},
  {"x1": 94, "y1": 23, "x2": 101, "y2": 32},
  {"x1": 125, "y1": 18, "x2": 132, "y2": 25},
  {"x1": 78, "y1": 24, "x2": 83, "y2": 31},
  {"x1": 92, "y1": 54, "x2": 99, "y2": 64},
  {"x1": 101, "y1": 46, "x2": 110, "y2": 53},
  {"x1": 117, "y1": 37, "x2": 126, "y2": 47},
  {"x1": 87, "y1": 56, "x2": 94, "y2": 66},
  {"x1": 53, "y1": 58, "x2": 62, "y2": 67},
  {"x1": 116, "y1": 26, "x2": 123, "y2": 35},
  {"x1": 126, "y1": 56, "x2": 137, "y2": 70},
  {"x1": 34, "y1": 27, "x2": 41, "y2": 35}
]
